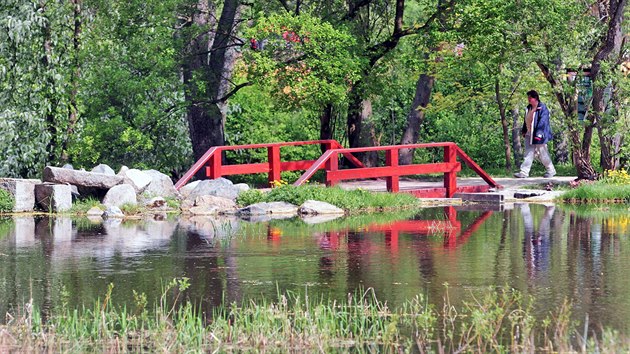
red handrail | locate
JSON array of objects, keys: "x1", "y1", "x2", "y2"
[
  {"x1": 176, "y1": 140, "x2": 500, "y2": 198},
  {"x1": 294, "y1": 142, "x2": 500, "y2": 198},
  {"x1": 175, "y1": 140, "x2": 363, "y2": 189}
]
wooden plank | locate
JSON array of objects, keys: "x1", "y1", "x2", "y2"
[
  {"x1": 455, "y1": 146, "x2": 501, "y2": 188},
  {"x1": 404, "y1": 188, "x2": 448, "y2": 198},
  {"x1": 444, "y1": 145, "x2": 457, "y2": 197},
  {"x1": 221, "y1": 163, "x2": 269, "y2": 175},
  {"x1": 174, "y1": 146, "x2": 219, "y2": 189},
  {"x1": 386, "y1": 150, "x2": 399, "y2": 192},
  {"x1": 268, "y1": 146, "x2": 281, "y2": 183}
]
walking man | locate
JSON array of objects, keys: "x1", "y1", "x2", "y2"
[{"x1": 514, "y1": 90, "x2": 556, "y2": 178}]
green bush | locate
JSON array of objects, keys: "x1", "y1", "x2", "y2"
[
  {"x1": 236, "y1": 189, "x2": 266, "y2": 207},
  {"x1": 0, "y1": 189, "x2": 15, "y2": 213}
]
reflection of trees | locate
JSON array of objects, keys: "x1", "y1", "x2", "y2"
[
  {"x1": 346, "y1": 230, "x2": 368, "y2": 292},
  {"x1": 34, "y1": 217, "x2": 54, "y2": 323},
  {"x1": 183, "y1": 230, "x2": 232, "y2": 322},
  {"x1": 0, "y1": 218, "x2": 17, "y2": 321},
  {"x1": 316, "y1": 231, "x2": 341, "y2": 284},
  {"x1": 565, "y1": 211, "x2": 610, "y2": 327}
]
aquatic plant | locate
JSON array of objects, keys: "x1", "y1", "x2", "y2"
[{"x1": 2, "y1": 282, "x2": 629, "y2": 352}]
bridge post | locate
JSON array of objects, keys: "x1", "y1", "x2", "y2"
[
  {"x1": 325, "y1": 151, "x2": 339, "y2": 187},
  {"x1": 444, "y1": 145, "x2": 457, "y2": 197},
  {"x1": 385, "y1": 149, "x2": 399, "y2": 192},
  {"x1": 268, "y1": 145, "x2": 281, "y2": 184},
  {"x1": 207, "y1": 152, "x2": 222, "y2": 179}
]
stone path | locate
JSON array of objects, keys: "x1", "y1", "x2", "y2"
[{"x1": 339, "y1": 176, "x2": 576, "y2": 204}]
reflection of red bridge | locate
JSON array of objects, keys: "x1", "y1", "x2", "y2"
[
  {"x1": 267, "y1": 206, "x2": 494, "y2": 251},
  {"x1": 175, "y1": 140, "x2": 500, "y2": 198}
]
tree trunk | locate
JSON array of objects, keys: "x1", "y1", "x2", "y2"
[
  {"x1": 61, "y1": 0, "x2": 82, "y2": 163},
  {"x1": 183, "y1": 0, "x2": 242, "y2": 164},
  {"x1": 41, "y1": 1, "x2": 59, "y2": 165},
  {"x1": 346, "y1": 83, "x2": 364, "y2": 150},
  {"x1": 358, "y1": 100, "x2": 379, "y2": 167},
  {"x1": 592, "y1": 0, "x2": 626, "y2": 171},
  {"x1": 399, "y1": 73, "x2": 434, "y2": 165},
  {"x1": 536, "y1": 61, "x2": 597, "y2": 179},
  {"x1": 319, "y1": 104, "x2": 333, "y2": 153},
  {"x1": 553, "y1": 129, "x2": 569, "y2": 164},
  {"x1": 511, "y1": 107, "x2": 523, "y2": 167},
  {"x1": 495, "y1": 78, "x2": 512, "y2": 172}
]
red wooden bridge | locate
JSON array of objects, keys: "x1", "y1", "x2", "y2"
[{"x1": 175, "y1": 139, "x2": 501, "y2": 198}]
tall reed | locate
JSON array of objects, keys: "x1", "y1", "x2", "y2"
[{"x1": 1, "y1": 281, "x2": 629, "y2": 352}]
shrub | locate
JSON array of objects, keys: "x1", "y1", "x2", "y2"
[
  {"x1": 236, "y1": 189, "x2": 266, "y2": 207},
  {"x1": 601, "y1": 169, "x2": 630, "y2": 185},
  {"x1": 0, "y1": 189, "x2": 15, "y2": 213}
]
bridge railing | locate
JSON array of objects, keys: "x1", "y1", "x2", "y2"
[
  {"x1": 174, "y1": 140, "x2": 363, "y2": 189},
  {"x1": 294, "y1": 142, "x2": 500, "y2": 198}
]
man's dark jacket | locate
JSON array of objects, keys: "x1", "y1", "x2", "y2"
[{"x1": 521, "y1": 102, "x2": 553, "y2": 144}]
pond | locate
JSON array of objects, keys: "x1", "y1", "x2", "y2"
[{"x1": 1, "y1": 203, "x2": 629, "y2": 332}]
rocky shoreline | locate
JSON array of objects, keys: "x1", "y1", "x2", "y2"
[{"x1": 0, "y1": 164, "x2": 347, "y2": 223}]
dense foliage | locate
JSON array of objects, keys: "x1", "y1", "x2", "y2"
[
  {"x1": 1, "y1": 0, "x2": 627, "y2": 180},
  {"x1": 0, "y1": 189, "x2": 14, "y2": 213}
]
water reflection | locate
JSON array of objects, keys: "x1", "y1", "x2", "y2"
[
  {"x1": 518, "y1": 203, "x2": 554, "y2": 281},
  {"x1": 1, "y1": 204, "x2": 630, "y2": 332}
]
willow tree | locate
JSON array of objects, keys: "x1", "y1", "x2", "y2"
[{"x1": 0, "y1": 0, "x2": 79, "y2": 177}]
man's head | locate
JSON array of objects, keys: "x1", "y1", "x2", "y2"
[{"x1": 527, "y1": 90, "x2": 539, "y2": 106}]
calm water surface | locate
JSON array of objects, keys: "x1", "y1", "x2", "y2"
[{"x1": 1, "y1": 204, "x2": 629, "y2": 331}]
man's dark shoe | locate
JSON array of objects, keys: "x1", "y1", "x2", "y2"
[{"x1": 513, "y1": 172, "x2": 528, "y2": 178}]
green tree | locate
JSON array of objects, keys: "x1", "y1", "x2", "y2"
[
  {"x1": 0, "y1": 0, "x2": 77, "y2": 177},
  {"x1": 70, "y1": 0, "x2": 190, "y2": 173}
]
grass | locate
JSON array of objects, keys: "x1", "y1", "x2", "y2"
[
  {"x1": 236, "y1": 184, "x2": 418, "y2": 212},
  {"x1": 68, "y1": 197, "x2": 104, "y2": 214},
  {"x1": 559, "y1": 182, "x2": 630, "y2": 203},
  {"x1": 1, "y1": 281, "x2": 629, "y2": 352},
  {"x1": 0, "y1": 189, "x2": 15, "y2": 213}
]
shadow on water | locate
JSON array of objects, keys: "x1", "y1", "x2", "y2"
[{"x1": 1, "y1": 203, "x2": 630, "y2": 332}]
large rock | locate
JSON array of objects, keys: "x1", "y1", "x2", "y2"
[
  {"x1": 86, "y1": 206, "x2": 104, "y2": 217},
  {"x1": 179, "y1": 180, "x2": 201, "y2": 199},
  {"x1": 179, "y1": 215, "x2": 240, "y2": 240},
  {"x1": 103, "y1": 184, "x2": 137, "y2": 208},
  {"x1": 187, "y1": 195, "x2": 237, "y2": 215},
  {"x1": 35, "y1": 183, "x2": 72, "y2": 212},
  {"x1": 143, "y1": 170, "x2": 178, "y2": 198},
  {"x1": 120, "y1": 169, "x2": 152, "y2": 193},
  {"x1": 91, "y1": 164, "x2": 116, "y2": 176},
  {"x1": 0, "y1": 178, "x2": 39, "y2": 212},
  {"x1": 237, "y1": 201, "x2": 298, "y2": 216},
  {"x1": 234, "y1": 183, "x2": 250, "y2": 194},
  {"x1": 43, "y1": 166, "x2": 123, "y2": 189},
  {"x1": 186, "y1": 178, "x2": 240, "y2": 201},
  {"x1": 298, "y1": 200, "x2": 345, "y2": 215},
  {"x1": 103, "y1": 206, "x2": 125, "y2": 218}
]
